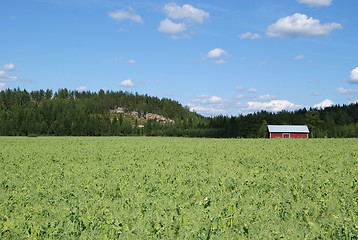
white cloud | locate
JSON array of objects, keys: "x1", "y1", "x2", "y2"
[
  {"x1": 236, "y1": 94, "x2": 245, "y2": 99},
  {"x1": 159, "y1": 3, "x2": 209, "y2": 39},
  {"x1": 112, "y1": 56, "x2": 123, "y2": 62},
  {"x1": 193, "y1": 95, "x2": 223, "y2": 104},
  {"x1": 245, "y1": 100, "x2": 301, "y2": 112},
  {"x1": 163, "y1": 3, "x2": 209, "y2": 23},
  {"x1": 158, "y1": 18, "x2": 187, "y2": 35},
  {"x1": 4, "y1": 63, "x2": 15, "y2": 71},
  {"x1": 76, "y1": 86, "x2": 89, "y2": 92},
  {"x1": 117, "y1": 28, "x2": 125, "y2": 33},
  {"x1": 214, "y1": 59, "x2": 226, "y2": 65},
  {"x1": 0, "y1": 70, "x2": 6, "y2": 78},
  {"x1": 247, "y1": 88, "x2": 258, "y2": 93},
  {"x1": 0, "y1": 70, "x2": 18, "y2": 82},
  {"x1": 294, "y1": 55, "x2": 305, "y2": 60},
  {"x1": 312, "y1": 92, "x2": 321, "y2": 96},
  {"x1": 128, "y1": 59, "x2": 136, "y2": 65},
  {"x1": 207, "y1": 48, "x2": 227, "y2": 59},
  {"x1": 254, "y1": 94, "x2": 278, "y2": 101},
  {"x1": 349, "y1": 67, "x2": 358, "y2": 83},
  {"x1": 235, "y1": 86, "x2": 258, "y2": 93},
  {"x1": 239, "y1": 32, "x2": 261, "y2": 40},
  {"x1": 188, "y1": 105, "x2": 226, "y2": 116},
  {"x1": 267, "y1": 13, "x2": 342, "y2": 38},
  {"x1": 0, "y1": 82, "x2": 6, "y2": 90},
  {"x1": 187, "y1": 94, "x2": 237, "y2": 116},
  {"x1": 297, "y1": 0, "x2": 332, "y2": 7},
  {"x1": 119, "y1": 79, "x2": 135, "y2": 87},
  {"x1": 109, "y1": 8, "x2": 143, "y2": 24},
  {"x1": 235, "y1": 86, "x2": 245, "y2": 91},
  {"x1": 205, "y1": 48, "x2": 228, "y2": 64},
  {"x1": 0, "y1": 64, "x2": 19, "y2": 84},
  {"x1": 313, "y1": 99, "x2": 334, "y2": 109},
  {"x1": 336, "y1": 87, "x2": 358, "y2": 94}
]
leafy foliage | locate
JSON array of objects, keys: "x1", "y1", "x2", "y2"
[{"x1": 1, "y1": 137, "x2": 358, "y2": 238}]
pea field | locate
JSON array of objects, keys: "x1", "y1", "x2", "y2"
[{"x1": 1, "y1": 137, "x2": 358, "y2": 239}]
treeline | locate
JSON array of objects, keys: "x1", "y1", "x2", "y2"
[
  {"x1": 207, "y1": 105, "x2": 358, "y2": 138},
  {"x1": 0, "y1": 88, "x2": 208, "y2": 137},
  {"x1": 1, "y1": 88, "x2": 358, "y2": 138}
]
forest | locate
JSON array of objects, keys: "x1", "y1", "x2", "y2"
[{"x1": 1, "y1": 88, "x2": 358, "y2": 138}]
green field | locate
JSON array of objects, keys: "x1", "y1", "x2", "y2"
[{"x1": 1, "y1": 137, "x2": 358, "y2": 239}]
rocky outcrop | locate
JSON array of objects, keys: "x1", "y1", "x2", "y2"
[{"x1": 110, "y1": 107, "x2": 175, "y2": 124}]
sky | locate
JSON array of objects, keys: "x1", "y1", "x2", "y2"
[{"x1": 1, "y1": 0, "x2": 358, "y2": 116}]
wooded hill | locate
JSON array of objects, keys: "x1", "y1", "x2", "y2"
[{"x1": 1, "y1": 88, "x2": 358, "y2": 138}]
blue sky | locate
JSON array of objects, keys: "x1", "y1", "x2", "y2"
[{"x1": 1, "y1": 0, "x2": 358, "y2": 116}]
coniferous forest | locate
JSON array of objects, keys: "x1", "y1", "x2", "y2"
[{"x1": 1, "y1": 88, "x2": 358, "y2": 138}]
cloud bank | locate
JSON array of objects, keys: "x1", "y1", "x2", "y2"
[
  {"x1": 0, "y1": 64, "x2": 20, "y2": 89},
  {"x1": 4, "y1": 63, "x2": 15, "y2": 71},
  {"x1": 294, "y1": 55, "x2": 305, "y2": 60},
  {"x1": 245, "y1": 100, "x2": 301, "y2": 112},
  {"x1": 313, "y1": 99, "x2": 334, "y2": 109},
  {"x1": 163, "y1": 3, "x2": 209, "y2": 23},
  {"x1": 119, "y1": 79, "x2": 135, "y2": 87},
  {"x1": 336, "y1": 88, "x2": 358, "y2": 94},
  {"x1": 109, "y1": 8, "x2": 143, "y2": 23},
  {"x1": 76, "y1": 86, "x2": 89, "y2": 92},
  {"x1": 158, "y1": 19, "x2": 187, "y2": 35},
  {"x1": 297, "y1": 0, "x2": 332, "y2": 7},
  {"x1": 235, "y1": 86, "x2": 258, "y2": 93},
  {"x1": 159, "y1": 3, "x2": 209, "y2": 39},
  {"x1": 350, "y1": 67, "x2": 358, "y2": 83},
  {"x1": 0, "y1": 70, "x2": 18, "y2": 82},
  {"x1": 267, "y1": 13, "x2": 341, "y2": 37},
  {"x1": 239, "y1": 32, "x2": 261, "y2": 40},
  {"x1": 204, "y1": 48, "x2": 228, "y2": 64},
  {"x1": 193, "y1": 95, "x2": 223, "y2": 104}
]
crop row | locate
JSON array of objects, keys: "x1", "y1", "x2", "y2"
[{"x1": 0, "y1": 137, "x2": 357, "y2": 239}]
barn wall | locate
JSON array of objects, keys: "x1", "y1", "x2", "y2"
[
  {"x1": 269, "y1": 133, "x2": 309, "y2": 138},
  {"x1": 270, "y1": 133, "x2": 282, "y2": 138},
  {"x1": 290, "y1": 133, "x2": 309, "y2": 138}
]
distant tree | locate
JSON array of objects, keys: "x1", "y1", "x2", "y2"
[
  {"x1": 305, "y1": 111, "x2": 323, "y2": 138},
  {"x1": 45, "y1": 89, "x2": 53, "y2": 100},
  {"x1": 118, "y1": 114, "x2": 123, "y2": 126},
  {"x1": 258, "y1": 120, "x2": 268, "y2": 138}
]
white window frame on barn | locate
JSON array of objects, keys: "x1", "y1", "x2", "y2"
[{"x1": 283, "y1": 133, "x2": 290, "y2": 138}]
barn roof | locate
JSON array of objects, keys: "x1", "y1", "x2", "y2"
[{"x1": 267, "y1": 125, "x2": 309, "y2": 133}]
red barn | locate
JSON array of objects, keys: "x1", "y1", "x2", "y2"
[{"x1": 267, "y1": 125, "x2": 309, "y2": 138}]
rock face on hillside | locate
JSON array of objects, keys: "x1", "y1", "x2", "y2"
[{"x1": 110, "y1": 107, "x2": 175, "y2": 124}]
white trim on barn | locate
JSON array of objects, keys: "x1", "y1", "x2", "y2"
[
  {"x1": 267, "y1": 125, "x2": 309, "y2": 133},
  {"x1": 283, "y1": 133, "x2": 290, "y2": 138}
]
